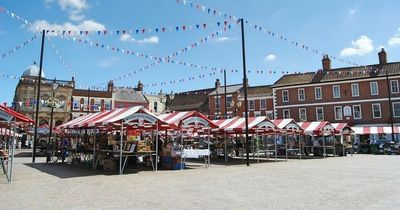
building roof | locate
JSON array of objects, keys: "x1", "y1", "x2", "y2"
[
  {"x1": 209, "y1": 84, "x2": 243, "y2": 96},
  {"x1": 73, "y1": 89, "x2": 112, "y2": 98},
  {"x1": 246, "y1": 85, "x2": 273, "y2": 96},
  {"x1": 319, "y1": 62, "x2": 400, "y2": 82},
  {"x1": 22, "y1": 64, "x2": 45, "y2": 78},
  {"x1": 272, "y1": 72, "x2": 316, "y2": 87},
  {"x1": 169, "y1": 92, "x2": 209, "y2": 111},
  {"x1": 113, "y1": 87, "x2": 147, "y2": 103}
]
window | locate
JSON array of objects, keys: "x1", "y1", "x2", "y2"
[
  {"x1": 353, "y1": 105, "x2": 362, "y2": 119},
  {"x1": 298, "y1": 89, "x2": 305, "y2": 101},
  {"x1": 334, "y1": 106, "x2": 343, "y2": 120},
  {"x1": 94, "y1": 99, "x2": 101, "y2": 111},
  {"x1": 351, "y1": 83, "x2": 359, "y2": 97},
  {"x1": 248, "y1": 100, "x2": 255, "y2": 110},
  {"x1": 299, "y1": 108, "x2": 307, "y2": 122},
  {"x1": 154, "y1": 101, "x2": 158, "y2": 112},
  {"x1": 105, "y1": 100, "x2": 112, "y2": 110},
  {"x1": 393, "y1": 102, "x2": 400, "y2": 117},
  {"x1": 282, "y1": 90, "x2": 289, "y2": 102},
  {"x1": 372, "y1": 103, "x2": 381, "y2": 118},
  {"x1": 390, "y1": 80, "x2": 399, "y2": 94},
  {"x1": 226, "y1": 96, "x2": 233, "y2": 107},
  {"x1": 266, "y1": 111, "x2": 274, "y2": 119},
  {"x1": 260, "y1": 99, "x2": 266, "y2": 110},
  {"x1": 254, "y1": 111, "x2": 261, "y2": 117},
  {"x1": 316, "y1": 107, "x2": 324, "y2": 121},
  {"x1": 73, "y1": 101, "x2": 79, "y2": 110},
  {"x1": 333, "y1": 85, "x2": 341, "y2": 98},
  {"x1": 315, "y1": 87, "x2": 322, "y2": 100},
  {"x1": 370, "y1": 82, "x2": 379, "y2": 95},
  {"x1": 283, "y1": 109, "x2": 290, "y2": 119}
]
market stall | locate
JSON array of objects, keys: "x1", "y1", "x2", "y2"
[
  {"x1": 271, "y1": 119, "x2": 302, "y2": 160},
  {"x1": 59, "y1": 106, "x2": 171, "y2": 174},
  {"x1": 0, "y1": 104, "x2": 34, "y2": 183},
  {"x1": 351, "y1": 125, "x2": 400, "y2": 154},
  {"x1": 297, "y1": 121, "x2": 335, "y2": 158},
  {"x1": 158, "y1": 111, "x2": 218, "y2": 169},
  {"x1": 331, "y1": 123, "x2": 354, "y2": 156},
  {"x1": 212, "y1": 116, "x2": 277, "y2": 162}
]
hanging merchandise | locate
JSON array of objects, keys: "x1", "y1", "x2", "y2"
[{"x1": 1, "y1": 35, "x2": 38, "y2": 59}]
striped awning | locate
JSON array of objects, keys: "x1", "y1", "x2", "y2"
[
  {"x1": 158, "y1": 111, "x2": 218, "y2": 129},
  {"x1": 297, "y1": 121, "x2": 335, "y2": 135},
  {"x1": 59, "y1": 106, "x2": 169, "y2": 129},
  {"x1": 351, "y1": 126, "x2": 400, "y2": 135},
  {"x1": 0, "y1": 128, "x2": 22, "y2": 137},
  {"x1": 331, "y1": 123, "x2": 353, "y2": 134},
  {"x1": 271, "y1": 119, "x2": 301, "y2": 131},
  {"x1": 212, "y1": 116, "x2": 276, "y2": 133}
]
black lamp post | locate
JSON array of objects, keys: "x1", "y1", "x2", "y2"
[{"x1": 46, "y1": 78, "x2": 59, "y2": 163}]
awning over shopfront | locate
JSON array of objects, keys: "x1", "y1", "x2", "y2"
[
  {"x1": 0, "y1": 128, "x2": 22, "y2": 137},
  {"x1": 297, "y1": 121, "x2": 335, "y2": 136},
  {"x1": 0, "y1": 104, "x2": 34, "y2": 124},
  {"x1": 158, "y1": 111, "x2": 218, "y2": 130},
  {"x1": 331, "y1": 123, "x2": 353, "y2": 134},
  {"x1": 59, "y1": 106, "x2": 170, "y2": 130},
  {"x1": 351, "y1": 126, "x2": 400, "y2": 135},
  {"x1": 212, "y1": 116, "x2": 276, "y2": 133}
]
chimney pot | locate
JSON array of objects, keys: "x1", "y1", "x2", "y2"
[
  {"x1": 322, "y1": 55, "x2": 331, "y2": 71},
  {"x1": 378, "y1": 48, "x2": 387, "y2": 65},
  {"x1": 215, "y1": 79, "x2": 221, "y2": 89}
]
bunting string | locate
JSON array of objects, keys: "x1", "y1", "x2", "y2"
[
  {"x1": 47, "y1": 37, "x2": 76, "y2": 77},
  {"x1": 175, "y1": 0, "x2": 362, "y2": 67},
  {"x1": 1, "y1": 34, "x2": 38, "y2": 59}
]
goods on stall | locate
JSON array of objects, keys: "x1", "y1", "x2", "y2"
[{"x1": 103, "y1": 159, "x2": 116, "y2": 170}]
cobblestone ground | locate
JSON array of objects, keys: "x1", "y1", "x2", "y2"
[{"x1": 1, "y1": 153, "x2": 399, "y2": 210}]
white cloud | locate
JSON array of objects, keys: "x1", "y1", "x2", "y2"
[
  {"x1": 98, "y1": 57, "x2": 119, "y2": 68},
  {"x1": 348, "y1": 8, "x2": 357, "y2": 15},
  {"x1": 388, "y1": 28, "x2": 400, "y2": 47},
  {"x1": 213, "y1": 36, "x2": 236, "y2": 43},
  {"x1": 52, "y1": 0, "x2": 88, "y2": 21},
  {"x1": 29, "y1": 19, "x2": 106, "y2": 36},
  {"x1": 340, "y1": 35, "x2": 374, "y2": 57},
  {"x1": 264, "y1": 54, "x2": 276, "y2": 61},
  {"x1": 119, "y1": 34, "x2": 159, "y2": 44}
]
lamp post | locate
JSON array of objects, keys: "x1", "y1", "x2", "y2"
[{"x1": 46, "y1": 78, "x2": 59, "y2": 163}]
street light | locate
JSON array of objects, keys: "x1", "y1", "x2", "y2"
[{"x1": 46, "y1": 78, "x2": 59, "y2": 163}]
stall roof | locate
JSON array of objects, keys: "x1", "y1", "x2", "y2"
[
  {"x1": 331, "y1": 123, "x2": 353, "y2": 134},
  {"x1": 0, "y1": 104, "x2": 34, "y2": 124},
  {"x1": 0, "y1": 128, "x2": 22, "y2": 137},
  {"x1": 297, "y1": 121, "x2": 335, "y2": 135},
  {"x1": 271, "y1": 119, "x2": 301, "y2": 131},
  {"x1": 158, "y1": 111, "x2": 218, "y2": 129},
  {"x1": 59, "y1": 106, "x2": 170, "y2": 129},
  {"x1": 212, "y1": 116, "x2": 276, "y2": 133},
  {"x1": 351, "y1": 126, "x2": 400, "y2": 135}
]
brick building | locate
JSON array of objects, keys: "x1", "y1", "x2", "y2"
[
  {"x1": 272, "y1": 49, "x2": 400, "y2": 133},
  {"x1": 238, "y1": 85, "x2": 274, "y2": 119},
  {"x1": 208, "y1": 79, "x2": 243, "y2": 119}
]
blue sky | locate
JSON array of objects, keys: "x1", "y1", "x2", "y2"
[{"x1": 1, "y1": 0, "x2": 400, "y2": 104}]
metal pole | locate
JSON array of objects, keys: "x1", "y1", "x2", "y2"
[
  {"x1": 85, "y1": 88, "x2": 90, "y2": 144},
  {"x1": 46, "y1": 91, "x2": 55, "y2": 163},
  {"x1": 9, "y1": 119, "x2": 16, "y2": 182},
  {"x1": 119, "y1": 121, "x2": 123, "y2": 175},
  {"x1": 32, "y1": 30, "x2": 46, "y2": 163},
  {"x1": 224, "y1": 131, "x2": 227, "y2": 163},
  {"x1": 216, "y1": 90, "x2": 219, "y2": 119},
  {"x1": 156, "y1": 123, "x2": 158, "y2": 171},
  {"x1": 385, "y1": 69, "x2": 396, "y2": 142},
  {"x1": 240, "y1": 19, "x2": 250, "y2": 166},
  {"x1": 224, "y1": 69, "x2": 227, "y2": 119}
]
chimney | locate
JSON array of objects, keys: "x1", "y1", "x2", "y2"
[
  {"x1": 107, "y1": 80, "x2": 114, "y2": 92},
  {"x1": 137, "y1": 81, "x2": 143, "y2": 92},
  {"x1": 378, "y1": 48, "x2": 387, "y2": 65},
  {"x1": 322, "y1": 55, "x2": 331, "y2": 70},
  {"x1": 215, "y1": 79, "x2": 221, "y2": 89}
]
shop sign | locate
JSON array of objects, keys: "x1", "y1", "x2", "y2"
[
  {"x1": 0, "y1": 109, "x2": 13, "y2": 123},
  {"x1": 124, "y1": 113, "x2": 157, "y2": 124},
  {"x1": 182, "y1": 117, "x2": 209, "y2": 127}
]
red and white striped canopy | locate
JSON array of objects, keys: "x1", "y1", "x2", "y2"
[
  {"x1": 59, "y1": 106, "x2": 168, "y2": 129},
  {"x1": 0, "y1": 128, "x2": 22, "y2": 137},
  {"x1": 297, "y1": 121, "x2": 335, "y2": 135},
  {"x1": 271, "y1": 119, "x2": 301, "y2": 131},
  {"x1": 158, "y1": 111, "x2": 218, "y2": 129},
  {"x1": 212, "y1": 116, "x2": 276, "y2": 133},
  {"x1": 351, "y1": 126, "x2": 400, "y2": 135},
  {"x1": 331, "y1": 123, "x2": 353, "y2": 134}
]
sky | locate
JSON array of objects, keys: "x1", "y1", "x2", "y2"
[{"x1": 1, "y1": 0, "x2": 400, "y2": 104}]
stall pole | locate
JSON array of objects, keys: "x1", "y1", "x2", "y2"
[
  {"x1": 298, "y1": 132, "x2": 302, "y2": 160},
  {"x1": 9, "y1": 119, "x2": 16, "y2": 182},
  {"x1": 323, "y1": 135, "x2": 326, "y2": 158},
  {"x1": 274, "y1": 131, "x2": 277, "y2": 162},
  {"x1": 341, "y1": 134, "x2": 345, "y2": 157},
  {"x1": 224, "y1": 131, "x2": 227, "y2": 163},
  {"x1": 333, "y1": 133, "x2": 336, "y2": 158},
  {"x1": 119, "y1": 122, "x2": 123, "y2": 175},
  {"x1": 6, "y1": 128, "x2": 10, "y2": 179},
  {"x1": 156, "y1": 123, "x2": 159, "y2": 172},
  {"x1": 285, "y1": 133, "x2": 288, "y2": 161},
  {"x1": 92, "y1": 130, "x2": 96, "y2": 170},
  {"x1": 208, "y1": 129, "x2": 211, "y2": 167},
  {"x1": 256, "y1": 131, "x2": 259, "y2": 164},
  {"x1": 180, "y1": 127, "x2": 184, "y2": 170}
]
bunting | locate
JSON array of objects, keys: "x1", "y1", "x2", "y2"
[
  {"x1": 1, "y1": 35, "x2": 38, "y2": 59},
  {"x1": 48, "y1": 37, "x2": 76, "y2": 77}
]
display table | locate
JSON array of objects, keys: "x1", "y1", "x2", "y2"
[
  {"x1": 182, "y1": 149, "x2": 211, "y2": 167},
  {"x1": 94, "y1": 150, "x2": 156, "y2": 173}
]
